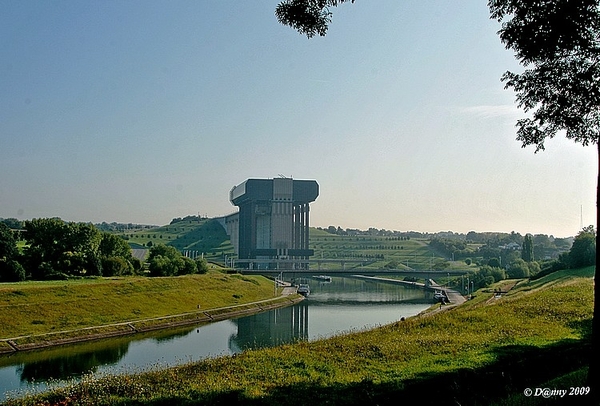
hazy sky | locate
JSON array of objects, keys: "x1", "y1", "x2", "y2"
[{"x1": 1, "y1": 1, "x2": 596, "y2": 237}]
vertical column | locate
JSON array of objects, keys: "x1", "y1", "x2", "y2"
[
  {"x1": 294, "y1": 204, "x2": 301, "y2": 251},
  {"x1": 304, "y1": 203, "x2": 310, "y2": 251}
]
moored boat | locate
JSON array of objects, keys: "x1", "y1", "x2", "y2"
[{"x1": 297, "y1": 284, "x2": 310, "y2": 296}]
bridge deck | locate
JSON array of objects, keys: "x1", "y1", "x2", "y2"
[{"x1": 239, "y1": 269, "x2": 468, "y2": 278}]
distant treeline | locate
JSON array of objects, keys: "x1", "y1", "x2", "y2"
[
  {"x1": 435, "y1": 226, "x2": 595, "y2": 292},
  {"x1": 1, "y1": 217, "x2": 157, "y2": 232},
  {"x1": 429, "y1": 232, "x2": 573, "y2": 262},
  {"x1": 317, "y1": 225, "x2": 576, "y2": 244},
  {"x1": 317, "y1": 226, "x2": 416, "y2": 239}
]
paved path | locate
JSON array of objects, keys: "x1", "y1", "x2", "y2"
[{"x1": 281, "y1": 286, "x2": 298, "y2": 295}]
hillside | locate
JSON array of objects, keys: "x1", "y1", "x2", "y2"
[
  {"x1": 308, "y1": 228, "x2": 478, "y2": 271},
  {"x1": 120, "y1": 217, "x2": 234, "y2": 261},
  {"x1": 119, "y1": 217, "x2": 472, "y2": 271}
]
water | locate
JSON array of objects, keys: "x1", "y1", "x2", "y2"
[{"x1": 0, "y1": 277, "x2": 432, "y2": 400}]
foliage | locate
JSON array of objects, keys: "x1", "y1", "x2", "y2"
[
  {"x1": 275, "y1": 0, "x2": 354, "y2": 38},
  {"x1": 0, "y1": 223, "x2": 22, "y2": 282},
  {"x1": 0, "y1": 259, "x2": 26, "y2": 282},
  {"x1": 0, "y1": 217, "x2": 24, "y2": 230},
  {"x1": 195, "y1": 257, "x2": 209, "y2": 274},
  {"x1": 568, "y1": 226, "x2": 596, "y2": 268},
  {"x1": 522, "y1": 233, "x2": 534, "y2": 262},
  {"x1": 490, "y1": 0, "x2": 600, "y2": 150},
  {"x1": 101, "y1": 256, "x2": 134, "y2": 277},
  {"x1": 22, "y1": 218, "x2": 103, "y2": 279},
  {"x1": 1, "y1": 218, "x2": 140, "y2": 281},
  {"x1": 0, "y1": 222, "x2": 18, "y2": 260},
  {"x1": 469, "y1": 265, "x2": 506, "y2": 289},
  {"x1": 506, "y1": 258, "x2": 531, "y2": 278},
  {"x1": 99, "y1": 232, "x2": 133, "y2": 260},
  {"x1": 147, "y1": 244, "x2": 200, "y2": 276}
]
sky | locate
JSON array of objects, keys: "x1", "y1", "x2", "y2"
[{"x1": 0, "y1": 1, "x2": 596, "y2": 238}]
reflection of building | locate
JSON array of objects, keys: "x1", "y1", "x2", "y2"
[
  {"x1": 225, "y1": 177, "x2": 319, "y2": 268},
  {"x1": 229, "y1": 303, "x2": 309, "y2": 351}
]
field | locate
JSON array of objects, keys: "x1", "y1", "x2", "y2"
[{"x1": 6, "y1": 266, "x2": 593, "y2": 406}]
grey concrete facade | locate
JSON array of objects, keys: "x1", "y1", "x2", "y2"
[{"x1": 227, "y1": 177, "x2": 319, "y2": 268}]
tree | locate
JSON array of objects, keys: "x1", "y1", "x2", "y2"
[
  {"x1": 522, "y1": 234, "x2": 534, "y2": 262},
  {"x1": 506, "y1": 258, "x2": 530, "y2": 278},
  {"x1": 0, "y1": 223, "x2": 18, "y2": 262},
  {"x1": 195, "y1": 257, "x2": 209, "y2": 274},
  {"x1": 101, "y1": 256, "x2": 133, "y2": 277},
  {"x1": 569, "y1": 226, "x2": 596, "y2": 268},
  {"x1": 147, "y1": 244, "x2": 198, "y2": 276},
  {"x1": 0, "y1": 222, "x2": 23, "y2": 282},
  {"x1": 22, "y1": 218, "x2": 71, "y2": 279},
  {"x1": 22, "y1": 218, "x2": 103, "y2": 278},
  {"x1": 99, "y1": 232, "x2": 132, "y2": 259},
  {"x1": 275, "y1": 0, "x2": 354, "y2": 38}
]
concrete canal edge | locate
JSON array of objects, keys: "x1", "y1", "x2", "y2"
[{"x1": 0, "y1": 294, "x2": 305, "y2": 354}]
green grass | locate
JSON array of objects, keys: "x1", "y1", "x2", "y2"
[
  {"x1": 0, "y1": 272, "x2": 278, "y2": 339},
  {"x1": 6, "y1": 267, "x2": 593, "y2": 405},
  {"x1": 121, "y1": 218, "x2": 234, "y2": 260},
  {"x1": 309, "y1": 229, "x2": 477, "y2": 272}
]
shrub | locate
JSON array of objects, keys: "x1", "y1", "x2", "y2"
[
  {"x1": 506, "y1": 259, "x2": 530, "y2": 278},
  {"x1": 179, "y1": 257, "x2": 198, "y2": 275},
  {"x1": 0, "y1": 259, "x2": 26, "y2": 282},
  {"x1": 196, "y1": 257, "x2": 209, "y2": 274},
  {"x1": 101, "y1": 257, "x2": 133, "y2": 277}
]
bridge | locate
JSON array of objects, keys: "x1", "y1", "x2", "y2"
[
  {"x1": 233, "y1": 258, "x2": 468, "y2": 279},
  {"x1": 239, "y1": 268, "x2": 467, "y2": 279}
]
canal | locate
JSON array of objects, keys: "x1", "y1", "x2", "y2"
[{"x1": 0, "y1": 276, "x2": 433, "y2": 400}]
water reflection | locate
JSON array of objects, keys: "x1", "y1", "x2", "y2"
[
  {"x1": 16, "y1": 344, "x2": 130, "y2": 383},
  {"x1": 230, "y1": 303, "x2": 309, "y2": 351}
]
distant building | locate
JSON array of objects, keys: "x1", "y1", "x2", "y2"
[{"x1": 225, "y1": 177, "x2": 319, "y2": 268}]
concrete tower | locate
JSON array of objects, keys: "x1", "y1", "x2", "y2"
[{"x1": 228, "y1": 177, "x2": 319, "y2": 268}]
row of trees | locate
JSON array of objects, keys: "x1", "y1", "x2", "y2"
[
  {"x1": 431, "y1": 230, "x2": 574, "y2": 265},
  {"x1": 0, "y1": 219, "x2": 141, "y2": 281},
  {"x1": 0, "y1": 218, "x2": 208, "y2": 282}
]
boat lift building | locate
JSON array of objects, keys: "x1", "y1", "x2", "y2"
[{"x1": 226, "y1": 177, "x2": 319, "y2": 269}]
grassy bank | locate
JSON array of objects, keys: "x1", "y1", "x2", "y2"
[
  {"x1": 5, "y1": 266, "x2": 593, "y2": 405},
  {"x1": 0, "y1": 272, "x2": 279, "y2": 341}
]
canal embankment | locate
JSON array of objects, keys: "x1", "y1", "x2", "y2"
[
  {"x1": 0, "y1": 273, "x2": 302, "y2": 354},
  {"x1": 0, "y1": 294, "x2": 303, "y2": 354}
]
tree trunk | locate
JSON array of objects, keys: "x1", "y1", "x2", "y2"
[{"x1": 590, "y1": 142, "x2": 600, "y2": 401}]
